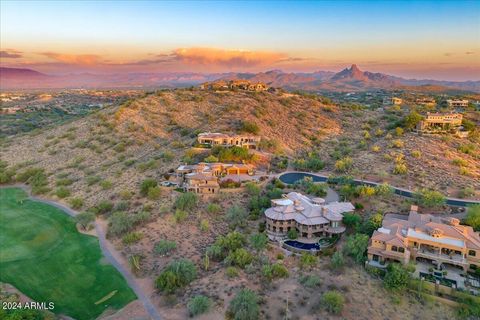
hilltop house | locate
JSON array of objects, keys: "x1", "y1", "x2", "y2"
[
  {"x1": 384, "y1": 97, "x2": 403, "y2": 106},
  {"x1": 416, "y1": 112, "x2": 463, "y2": 134},
  {"x1": 367, "y1": 206, "x2": 480, "y2": 272},
  {"x1": 200, "y1": 80, "x2": 268, "y2": 92},
  {"x1": 264, "y1": 192, "x2": 354, "y2": 241},
  {"x1": 447, "y1": 99, "x2": 469, "y2": 108},
  {"x1": 197, "y1": 132, "x2": 260, "y2": 149},
  {"x1": 415, "y1": 98, "x2": 436, "y2": 107},
  {"x1": 176, "y1": 162, "x2": 255, "y2": 195}
]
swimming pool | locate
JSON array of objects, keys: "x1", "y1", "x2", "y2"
[{"x1": 284, "y1": 240, "x2": 321, "y2": 251}]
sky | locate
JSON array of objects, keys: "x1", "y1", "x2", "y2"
[{"x1": 1, "y1": 0, "x2": 479, "y2": 80}]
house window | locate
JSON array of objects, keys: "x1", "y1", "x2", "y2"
[
  {"x1": 469, "y1": 250, "x2": 476, "y2": 257},
  {"x1": 391, "y1": 246, "x2": 398, "y2": 252},
  {"x1": 398, "y1": 247, "x2": 405, "y2": 253}
]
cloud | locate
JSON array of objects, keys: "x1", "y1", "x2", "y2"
[
  {"x1": 0, "y1": 49, "x2": 23, "y2": 58},
  {"x1": 465, "y1": 51, "x2": 475, "y2": 55},
  {"x1": 39, "y1": 52, "x2": 103, "y2": 65},
  {"x1": 173, "y1": 47, "x2": 286, "y2": 68},
  {"x1": 444, "y1": 52, "x2": 453, "y2": 57}
]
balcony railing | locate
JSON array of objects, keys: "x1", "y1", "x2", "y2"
[{"x1": 414, "y1": 248, "x2": 467, "y2": 266}]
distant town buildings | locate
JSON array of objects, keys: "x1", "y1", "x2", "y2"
[
  {"x1": 384, "y1": 97, "x2": 403, "y2": 105},
  {"x1": 368, "y1": 206, "x2": 480, "y2": 272},
  {"x1": 264, "y1": 192, "x2": 354, "y2": 241},
  {"x1": 175, "y1": 162, "x2": 255, "y2": 195},
  {"x1": 415, "y1": 97, "x2": 436, "y2": 107},
  {"x1": 416, "y1": 112, "x2": 463, "y2": 134},
  {"x1": 200, "y1": 80, "x2": 268, "y2": 92},
  {"x1": 447, "y1": 99, "x2": 469, "y2": 108},
  {"x1": 197, "y1": 132, "x2": 260, "y2": 149},
  {"x1": 0, "y1": 106, "x2": 22, "y2": 114}
]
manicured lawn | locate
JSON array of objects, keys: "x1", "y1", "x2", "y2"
[{"x1": 0, "y1": 188, "x2": 136, "y2": 320}]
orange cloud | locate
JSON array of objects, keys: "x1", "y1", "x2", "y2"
[
  {"x1": 173, "y1": 48, "x2": 286, "y2": 68},
  {"x1": 40, "y1": 52, "x2": 103, "y2": 65},
  {"x1": 0, "y1": 49, "x2": 23, "y2": 58}
]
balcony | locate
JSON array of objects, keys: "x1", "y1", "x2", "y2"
[{"x1": 414, "y1": 248, "x2": 467, "y2": 267}]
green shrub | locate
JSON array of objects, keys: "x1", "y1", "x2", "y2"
[
  {"x1": 226, "y1": 248, "x2": 253, "y2": 268},
  {"x1": 56, "y1": 178, "x2": 73, "y2": 186},
  {"x1": 154, "y1": 239, "x2": 177, "y2": 256},
  {"x1": 299, "y1": 274, "x2": 321, "y2": 288},
  {"x1": 55, "y1": 187, "x2": 70, "y2": 198},
  {"x1": 321, "y1": 291, "x2": 344, "y2": 314},
  {"x1": 109, "y1": 211, "x2": 133, "y2": 236},
  {"x1": 122, "y1": 232, "x2": 143, "y2": 245},
  {"x1": 227, "y1": 289, "x2": 259, "y2": 320},
  {"x1": 187, "y1": 295, "x2": 212, "y2": 317},
  {"x1": 93, "y1": 200, "x2": 114, "y2": 215},
  {"x1": 226, "y1": 266, "x2": 239, "y2": 278},
  {"x1": 330, "y1": 251, "x2": 345, "y2": 270},
  {"x1": 384, "y1": 263, "x2": 411, "y2": 291},
  {"x1": 86, "y1": 175, "x2": 101, "y2": 186},
  {"x1": 299, "y1": 253, "x2": 317, "y2": 269},
  {"x1": 155, "y1": 259, "x2": 197, "y2": 293},
  {"x1": 343, "y1": 234, "x2": 369, "y2": 263},
  {"x1": 147, "y1": 186, "x2": 161, "y2": 200},
  {"x1": 173, "y1": 209, "x2": 189, "y2": 223},
  {"x1": 207, "y1": 203, "x2": 221, "y2": 214},
  {"x1": 175, "y1": 192, "x2": 198, "y2": 211},
  {"x1": 335, "y1": 157, "x2": 353, "y2": 173},
  {"x1": 240, "y1": 120, "x2": 260, "y2": 134},
  {"x1": 249, "y1": 233, "x2": 268, "y2": 251},
  {"x1": 100, "y1": 180, "x2": 113, "y2": 190},
  {"x1": 140, "y1": 178, "x2": 158, "y2": 196},
  {"x1": 226, "y1": 205, "x2": 249, "y2": 229},
  {"x1": 75, "y1": 211, "x2": 95, "y2": 230},
  {"x1": 262, "y1": 263, "x2": 289, "y2": 281},
  {"x1": 465, "y1": 205, "x2": 480, "y2": 231},
  {"x1": 414, "y1": 188, "x2": 446, "y2": 208},
  {"x1": 287, "y1": 228, "x2": 298, "y2": 239},
  {"x1": 68, "y1": 197, "x2": 84, "y2": 209}
]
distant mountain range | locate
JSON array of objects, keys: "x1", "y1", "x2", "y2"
[{"x1": 1, "y1": 65, "x2": 479, "y2": 93}]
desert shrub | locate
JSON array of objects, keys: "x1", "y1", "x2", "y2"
[
  {"x1": 55, "y1": 187, "x2": 70, "y2": 198},
  {"x1": 458, "y1": 143, "x2": 476, "y2": 155},
  {"x1": 321, "y1": 291, "x2": 344, "y2": 314},
  {"x1": 187, "y1": 295, "x2": 212, "y2": 317},
  {"x1": 199, "y1": 219, "x2": 210, "y2": 232},
  {"x1": 343, "y1": 234, "x2": 369, "y2": 263},
  {"x1": 295, "y1": 177, "x2": 327, "y2": 196},
  {"x1": 75, "y1": 211, "x2": 95, "y2": 230},
  {"x1": 402, "y1": 111, "x2": 423, "y2": 130},
  {"x1": 207, "y1": 203, "x2": 221, "y2": 214},
  {"x1": 299, "y1": 274, "x2": 321, "y2": 288},
  {"x1": 330, "y1": 251, "x2": 345, "y2": 270},
  {"x1": 207, "y1": 231, "x2": 246, "y2": 261},
  {"x1": 109, "y1": 211, "x2": 133, "y2": 236},
  {"x1": 384, "y1": 263, "x2": 411, "y2": 291},
  {"x1": 86, "y1": 175, "x2": 101, "y2": 186},
  {"x1": 226, "y1": 248, "x2": 253, "y2": 268},
  {"x1": 227, "y1": 289, "x2": 259, "y2": 320},
  {"x1": 245, "y1": 182, "x2": 261, "y2": 196},
  {"x1": 240, "y1": 120, "x2": 260, "y2": 134},
  {"x1": 174, "y1": 209, "x2": 189, "y2": 223},
  {"x1": 122, "y1": 231, "x2": 143, "y2": 245},
  {"x1": 211, "y1": 146, "x2": 253, "y2": 162},
  {"x1": 93, "y1": 200, "x2": 114, "y2": 215},
  {"x1": 249, "y1": 233, "x2": 268, "y2": 251},
  {"x1": 371, "y1": 145, "x2": 381, "y2": 152},
  {"x1": 411, "y1": 150, "x2": 422, "y2": 158},
  {"x1": 393, "y1": 162, "x2": 408, "y2": 174},
  {"x1": 68, "y1": 197, "x2": 84, "y2": 209},
  {"x1": 147, "y1": 186, "x2": 161, "y2": 200},
  {"x1": 226, "y1": 266, "x2": 239, "y2": 278},
  {"x1": 414, "y1": 188, "x2": 446, "y2": 208},
  {"x1": 220, "y1": 179, "x2": 241, "y2": 188},
  {"x1": 465, "y1": 205, "x2": 480, "y2": 231},
  {"x1": 99, "y1": 180, "x2": 112, "y2": 190},
  {"x1": 360, "y1": 213, "x2": 383, "y2": 236},
  {"x1": 204, "y1": 155, "x2": 219, "y2": 163},
  {"x1": 299, "y1": 253, "x2": 317, "y2": 269},
  {"x1": 226, "y1": 205, "x2": 249, "y2": 229},
  {"x1": 342, "y1": 213, "x2": 361, "y2": 230},
  {"x1": 391, "y1": 139, "x2": 404, "y2": 148},
  {"x1": 394, "y1": 127, "x2": 404, "y2": 136},
  {"x1": 155, "y1": 259, "x2": 197, "y2": 293},
  {"x1": 248, "y1": 195, "x2": 270, "y2": 219},
  {"x1": 375, "y1": 183, "x2": 394, "y2": 197},
  {"x1": 140, "y1": 178, "x2": 158, "y2": 196},
  {"x1": 154, "y1": 239, "x2": 177, "y2": 256},
  {"x1": 335, "y1": 157, "x2": 353, "y2": 173},
  {"x1": 356, "y1": 185, "x2": 376, "y2": 197},
  {"x1": 56, "y1": 178, "x2": 73, "y2": 186},
  {"x1": 119, "y1": 189, "x2": 133, "y2": 200},
  {"x1": 458, "y1": 187, "x2": 475, "y2": 199},
  {"x1": 175, "y1": 192, "x2": 198, "y2": 211},
  {"x1": 262, "y1": 263, "x2": 289, "y2": 281}
]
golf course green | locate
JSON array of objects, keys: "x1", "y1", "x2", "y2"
[{"x1": 0, "y1": 187, "x2": 136, "y2": 320}]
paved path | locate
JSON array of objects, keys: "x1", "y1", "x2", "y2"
[
  {"x1": 0, "y1": 184, "x2": 162, "y2": 320},
  {"x1": 277, "y1": 171, "x2": 480, "y2": 207}
]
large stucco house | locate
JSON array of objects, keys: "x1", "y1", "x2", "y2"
[
  {"x1": 367, "y1": 206, "x2": 480, "y2": 272},
  {"x1": 197, "y1": 132, "x2": 260, "y2": 149},
  {"x1": 264, "y1": 192, "x2": 354, "y2": 241}
]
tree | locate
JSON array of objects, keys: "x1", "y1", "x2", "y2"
[
  {"x1": 287, "y1": 228, "x2": 298, "y2": 239},
  {"x1": 140, "y1": 179, "x2": 157, "y2": 196},
  {"x1": 384, "y1": 263, "x2": 411, "y2": 291},
  {"x1": 414, "y1": 188, "x2": 446, "y2": 208},
  {"x1": 360, "y1": 213, "x2": 383, "y2": 236},
  {"x1": 175, "y1": 192, "x2": 198, "y2": 211},
  {"x1": 330, "y1": 251, "x2": 345, "y2": 270},
  {"x1": 402, "y1": 111, "x2": 423, "y2": 130},
  {"x1": 343, "y1": 234, "x2": 369, "y2": 264},
  {"x1": 249, "y1": 233, "x2": 268, "y2": 251},
  {"x1": 226, "y1": 205, "x2": 248, "y2": 229},
  {"x1": 75, "y1": 211, "x2": 95, "y2": 230},
  {"x1": 226, "y1": 248, "x2": 253, "y2": 268},
  {"x1": 321, "y1": 291, "x2": 344, "y2": 314},
  {"x1": 342, "y1": 213, "x2": 361, "y2": 230},
  {"x1": 155, "y1": 259, "x2": 197, "y2": 293},
  {"x1": 228, "y1": 289, "x2": 260, "y2": 320},
  {"x1": 187, "y1": 295, "x2": 212, "y2": 317},
  {"x1": 465, "y1": 204, "x2": 480, "y2": 231}
]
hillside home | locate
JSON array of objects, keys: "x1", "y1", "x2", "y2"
[
  {"x1": 264, "y1": 192, "x2": 354, "y2": 241},
  {"x1": 197, "y1": 132, "x2": 260, "y2": 149},
  {"x1": 176, "y1": 162, "x2": 255, "y2": 194},
  {"x1": 416, "y1": 112, "x2": 463, "y2": 134},
  {"x1": 200, "y1": 80, "x2": 268, "y2": 92},
  {"x1": 415, "y1": 98, "x2": 436, "y2": 107},
  {"x1": 367, "y1": 206, "x2": 480, "y2": 272},
  {"x1": 384, "y1": 97, "x2": 403, "y2": 105},
  {"x1": 447, "y1": 99, "x2": 469, "y2": 108}
]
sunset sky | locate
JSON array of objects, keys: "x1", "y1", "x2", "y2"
[{"x1": 1, "y1": 0, "x2": 479, "y2": 80}]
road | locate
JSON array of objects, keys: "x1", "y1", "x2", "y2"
[
  {"x1": 0, "y1": 184, "x2": 162, "y2": 320},
  {"x1": 277, "y1": 172, "x2": 480, "y2": 207}
]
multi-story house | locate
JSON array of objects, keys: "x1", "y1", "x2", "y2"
[
  {"x1": 264, "y1": 192, "x2": 354, "y2": 241},
  {"x1": 368, "y1": 206, "x2": 480, "y2": 273},
  {"x1": 197, "y1": 132, "x2": 260, "y2": 149},
  {"x1": 416, "y1": 112, "x2": 463, "y2": 133},
  {"x1": 447, "y1": 99, "x2": 469, "y2": 108},
  {"x1": 183, "y1": 173, "x2": 220, "y2": 195}
]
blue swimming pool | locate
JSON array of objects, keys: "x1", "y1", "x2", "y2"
[{"x1": 284, "y1": 240, "x2": 321, "y2": 251}]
